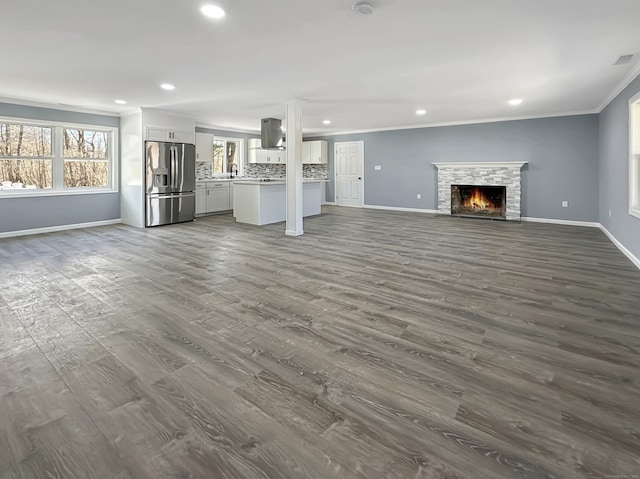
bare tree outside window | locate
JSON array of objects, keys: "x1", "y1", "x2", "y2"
[
  {"x1": 213, "y1": 139, "x2": 225, "y2": 173},
  {"x1": 0, "y1": 123, "x2": 52, "y2": 188},
  {"x1": 63, "y1": 129, "x2": 109, "y2": 188},
  {"x1": 212, "y1": 138, "x2": 240, "y2": 174}
]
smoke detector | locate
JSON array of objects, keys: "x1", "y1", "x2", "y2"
[{"x1": 352, "y1": 1, "x2": 374, "y2": 16}]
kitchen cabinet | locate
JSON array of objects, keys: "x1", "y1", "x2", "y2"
[
  {"x1": 206, "y1": 182, "x2": 230, "y2": 212},
  {"x1": 248, "y1": 138, "x2": 284, "y2": 163},
  {"x1": 302, "y1": 140, "x2": 328, "y2": 164},
  {"x1": 196, "y1": 181, "x2": 231, "y2": 214},
  {"x1": 195, "y1": 133, "x2": 213, "y2": 162},
  {"x1": 145, "y1": 128, "x2": 194, "y2": 143},
  {"x1": 142, "y1": 109, "x2": 195, "y2": 144},
  {"x1": 196, "y1": 184, "x2": 207, "y2": 214}
]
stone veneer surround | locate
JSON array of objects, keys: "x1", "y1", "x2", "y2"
[{"x1": 434, "y1": 162, "x2": 528, "y2": 220}]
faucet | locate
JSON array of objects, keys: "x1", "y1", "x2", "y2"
[{"x1": 230, "y1": 164, "x2": 239, "y2": 178}]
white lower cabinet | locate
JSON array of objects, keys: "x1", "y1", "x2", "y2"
[
  {"x1": 196, "y1": 181, "x2": 231, "y2": 214},
  {"x1": 206, "y1": 183, "x2": 230, "y2": 212},
  {"x1": 196, "y1": 187, "x2": 207, "y2": 214}
]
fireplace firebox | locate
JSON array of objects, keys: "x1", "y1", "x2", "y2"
[{"x1": 451, "y1": 185, "x2": 506, "y2": 219}]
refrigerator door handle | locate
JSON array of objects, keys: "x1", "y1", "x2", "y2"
[
  {"x1": 148, "y1": 193, "x2": 195, "y2": 200},
  {"x1": 170, "y1": 147, "x2": 176, "y2": 190}
]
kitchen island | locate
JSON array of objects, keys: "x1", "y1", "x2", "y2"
[{"x1": 233, "y1": 179, "x2": 325, "y2": 226}]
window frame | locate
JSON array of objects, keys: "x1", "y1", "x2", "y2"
[
  {"x1": 630, "y1": 94, "x2": 640, "y2": 219},
  {"x1": 0, "y1": 116, "x2": 118, "y2": 198}
]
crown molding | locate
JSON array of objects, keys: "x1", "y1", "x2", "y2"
[
  {"x1": 307, "y1": 110, "x2": 598, "y2": 138},
  {"x1": 597, "y1": 62, "x2": 640, "y2": 112},
  {"x1": 0, "y1": 97, "x2": 119, "y2": 117}
]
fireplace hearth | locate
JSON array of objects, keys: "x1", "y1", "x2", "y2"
[{"x1": 451, "y1": 185, "x2": 506, "y2": 219}]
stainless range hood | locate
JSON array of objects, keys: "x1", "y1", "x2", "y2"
[{"x1": 261, "y1": 118, "x2": 285, "y2": 150}]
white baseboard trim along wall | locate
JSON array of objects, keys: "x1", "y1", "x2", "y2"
[
  {"x1": 0, "y1": 219, "x2": 122, "y2": 239},
  {"x1": 364, "y1": 204, "x2": 439, "y2": 214},
  {"x1": 520, "y1": 217, "x2": 601, "y2": 228},
  {"x1": 599, "y1": 225, "x2": 640, "y2": 271}
]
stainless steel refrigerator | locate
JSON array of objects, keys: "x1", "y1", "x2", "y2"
[{"x1": 145, "y1": 141, "x2": 196, "y2": 227}]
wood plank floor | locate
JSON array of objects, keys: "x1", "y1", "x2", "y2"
[{"x1": 1, "y1": 206, "x2": 639, "y2": 479}]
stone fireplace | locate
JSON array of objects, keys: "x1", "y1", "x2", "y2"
[{"x1": 433, "y1": 162, "x2": 527, "y2": 221}]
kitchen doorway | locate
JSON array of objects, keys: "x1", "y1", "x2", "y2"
[{"x1": 334, "y1": 141, "x2": 364, "y2": 207}]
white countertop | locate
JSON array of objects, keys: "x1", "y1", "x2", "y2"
[
  {"x1": 233, "y1": 179, "x2": 328, "y2": 185},
  {"x1": 197, "y1": 177, "x2": 328, "y2": 183}
]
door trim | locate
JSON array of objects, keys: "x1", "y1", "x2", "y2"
[{"x1": 334, "y1": 140, "x2": 364, "y2": 207}]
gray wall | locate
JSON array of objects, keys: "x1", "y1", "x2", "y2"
[
  {"x1": 599, "y1": 75, "x2": 640, "y2": 261},
  {"x1": 0, "y1": 102, "x2": 120, "y2": 233},
  {"x1": 309, "y1": 114, "x2": 599, "y2": 222}
]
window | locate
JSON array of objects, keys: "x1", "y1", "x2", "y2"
[
  {"x1": 63, "y1": 129, "x2": 110, "y2": 188},
  {"x1": 0, "y1": 123, "x2": 53, "y2": 189},
  {"x1": 213, "y1": 137, "x2": 242, "y2": 175},
  {"x1": 631, "y1": 96, "x2": 640, "y2": 219},
  {"x1": 0, "y1": 118, "x2": 116, "y2": 195}
]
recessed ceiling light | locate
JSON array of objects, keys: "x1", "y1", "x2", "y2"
[
  {"x1": 201, "y1": 4, "x2": 225, "y2": 19},
  {"x1": 508, "y1": 98, "x2": 523, "y2": 106},
  {"x1": 416, "y1": 109, "x2": 427, "y2": 116},
  {"x1": 114, "y1": 99, "x2": 127, "y2": 105},
  {"x1": 160, "y1": 83, "x2": 176, "y2": 91},
  {"x1": 323, "y1": 120, "x2": 331, "y2": 125}
]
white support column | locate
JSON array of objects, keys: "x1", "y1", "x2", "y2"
[{"x1": 285, "y1": 100, "x2": 304, "y2": 236}]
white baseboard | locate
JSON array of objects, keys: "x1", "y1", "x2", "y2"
[
  {"x1": 0, "y1": 219, "x2": 122, "y2": 239},
  {"x1": 521, "y1": 217, "x2": 600, "y2": 228},
  {"x1": 364, "y1": 204, "x2": 439, "y2": 214},
  {"x1": 322, "y1": 202, "x2": 337, "y2": 206},
  {"x1": 599, "y1": 225, "x2": 640, "y2": 270}
]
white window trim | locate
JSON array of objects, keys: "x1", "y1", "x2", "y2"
[
  {"x1": 630, "y1": 93, "x2": 640, "y2": 219},
  {"x1": 213, "y1": 136, "x2": 244, "y2": 175},
  {"x1": 0, "y1": 115, "x2": 118, "y2": 198}
]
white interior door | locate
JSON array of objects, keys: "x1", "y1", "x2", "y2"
[{"x1": 335, "y1": 141, "x2": 364, "y2": 207}]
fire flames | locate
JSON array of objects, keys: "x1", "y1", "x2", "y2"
[{"x1": 462, "y1": 188, "x2": 491, "y2": 210}]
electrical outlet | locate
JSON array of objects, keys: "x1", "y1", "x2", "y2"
[
  {"x1": 374, "y1": 165, "x2": 381, "y2": 171},
  {"x1": 416, "y1": 194, "x2": 421, "y2": 199},
  {"x1": 562, "y1": 201, "x2": 569, "y2": 208}
]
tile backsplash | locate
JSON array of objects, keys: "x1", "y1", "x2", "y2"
[
  {"x1": 195, "y1": 162, "x2": 213, "y2": 179},
  {"x1": 245, "y1": 164, "x2": 327, "y2": 179},
  {"x1": 196, "y1": 162, "x2": 328, "y2": 179}
]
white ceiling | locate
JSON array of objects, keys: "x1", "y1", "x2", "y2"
[{"x1": 2, "y1": 0, "x2": 640, "y2": 134}]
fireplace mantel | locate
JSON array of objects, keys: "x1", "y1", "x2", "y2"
[
  {"x1": 434, "y1": 161, "x2": 527, "y2": 220},
  {"x1": 433, "y1": 161, "x2": 528, "y2": 169}
]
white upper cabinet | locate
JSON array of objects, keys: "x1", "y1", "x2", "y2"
[
  {"x1": 303, "y1": 140, "x2": 328, "y2": 164},
  {"x1": 142, "y1": 109, "x2": 195, "y2": 144},
  {"x1": 249, "y1": 138, "x2": 326, "y2": 164},
  {"x1": 195, "y1": 133, "x2": 213, "y2": 162},
  {"x1": 302, "y1": 141, "x2": 312, "y2": 164},
  {"x1": 248, "y1": 138, "x2": 262, "y2": 164},
  {"x1": 248, "y1": 138, "x2": 282, "y2": 163}
]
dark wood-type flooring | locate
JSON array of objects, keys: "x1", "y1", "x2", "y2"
[{"x1": 1, "y1": 206, "x2": 639, "y2": 479}]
